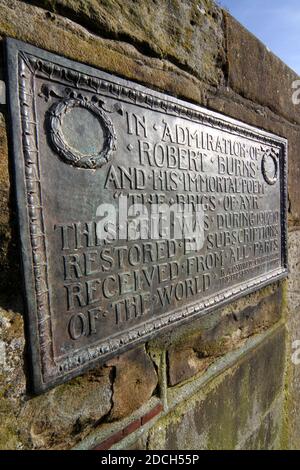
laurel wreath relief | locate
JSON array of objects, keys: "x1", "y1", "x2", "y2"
[{"x1": 47, "y1": 91, "x2": 117, "y2": 169}]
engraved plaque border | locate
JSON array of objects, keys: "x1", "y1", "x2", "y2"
[{"x1": 5, "y1": 38, "x2": 288, "y2": 394}]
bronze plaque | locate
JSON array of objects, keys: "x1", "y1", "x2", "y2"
[{"x1": 6, "y1": 39, "x2": 288, "y2": 393}]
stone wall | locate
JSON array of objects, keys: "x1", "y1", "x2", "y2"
[{"x1": 0, "y1": 0, "x2": 299, "y2": 450}]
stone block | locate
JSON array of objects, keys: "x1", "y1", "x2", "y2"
[
  {"x1": 149, "y1": 326, "x2": 286, "y2": 450},
  {"x1": 23, "y1": 0, "x2": 225, "y2": 85},
  {"x1": 225, "y1": 13, "x2": 300, "y2": 125},
  {"x1": 168, "y1": 286, "x2": 282, "y2": 386},
  {"x1": 19, "y1": 367, "x2": 113, "y2": 449},
  {"x1": 0, "y1": 0, "x2": 217, "y2": 107},
  {"x1": 107, "y1": 346, "x2": 158, "y2": 421}
]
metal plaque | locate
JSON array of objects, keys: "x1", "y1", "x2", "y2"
[{"x1": 6, "y1": 39, "x2": 288, "y2": 393}]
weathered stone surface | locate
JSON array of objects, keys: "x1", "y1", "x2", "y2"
[
  {"x1": 23, "y1": 0, "x2": 225, "y2": 86},
  {"x1": 225, "y1": 13, "x2": 300, "y2": 126},
  {"x1": 0, "y1": 306, "x2": 112, "y2": 450},
  {"x1": 240, "y1": 396, "x2": 283, "y2": 450},
  {"x1": 167, "y1": 285, "x2": 282, "y2": 386},
  {"x1": 0, "y1": 306, "x2": 159, "y2": 449},
  {"x1": 284, "y1": 131, "x2": 300, "y2": 225},
  {"x1": 126, "y1": 433, "x2": 150, "y2": 450},
  {"x1": 0, "y1": 308, "x2": 26, "y2": 449},
  {"x1": 149, "y1": 326, "x2": 286, "y2": 450},
  {"x1": 107, "y1": 346, "x2": 158, "y2": 421},
  {"x1": 286, "y1": 229, "x2": 300, "y2": 449},
  {"x1": 19, "y1": 367, "x2": 113, "y2": 449},
  {"x1": 288, "y1": 230, "x2": 300, "y2": 314},
  {"x1": 0, "y1": 0, "x2": 215, "y2": 106}
]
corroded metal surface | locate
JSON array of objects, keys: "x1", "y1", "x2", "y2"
[{"x1": 6, "y1": 38, "x2": 288, "y2": 393}]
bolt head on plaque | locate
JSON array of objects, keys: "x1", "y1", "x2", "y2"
[{"x1": 48, "y1": 93, "x2": 116, "y2": 169}]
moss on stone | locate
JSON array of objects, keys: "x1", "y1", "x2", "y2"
[
  {"x1": 148, "y1": 327, "x2": 286, "y2": 449},
  {"x1": 0, "y1": 364, "x2": 24, "y2": 449}
]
